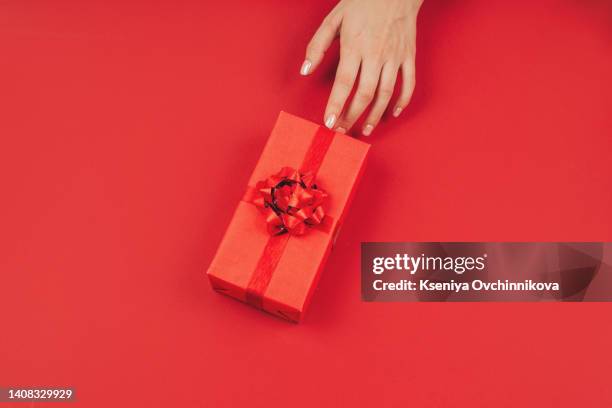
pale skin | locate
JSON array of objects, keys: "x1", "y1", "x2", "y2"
[{"x1": 300, "y1": 0, "x2": 423, "y2": 136}]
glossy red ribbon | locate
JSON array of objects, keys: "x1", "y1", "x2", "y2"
[
  {"x1": 244, "y1": 126, "x2": 335, "y2": 312},
  {"x1": 250, "y1": 166, "x2": 328, "y2": 236}
]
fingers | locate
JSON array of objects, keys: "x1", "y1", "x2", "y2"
[
  {"x1": 392, "y1": 59, "x2": 415, "y2": 118},
  {"x1": 323, "y1": 51, "x2": 360, "y2": 129},
  {"x1": 335, "y1": 60, "x2": 381, "y2": 133},
  {"x1": 301, "y1": 14, "x2": 341, "y2": 76},
  {"x1": 361, "y1": 62, "x2": 399, "y2": 136},
  {"x1": 332, "y1": 57, "x2": 414, "y2": 135}
]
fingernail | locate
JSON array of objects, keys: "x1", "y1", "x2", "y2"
[
  {"x1": 300, "y1": 60, "x2": 312, "y2": 76},
  {"x1": 362, "y1": 124, "x2": 374, "y2": 136},
  {"x1": 324, "y1": 114, "x2": 336, "y2": 129},
  {"x1": 393, "y1": 107, "x2": 403, "y2": 118},
  {"x1": 336, "y1": 127, "x2": 346, "y2": 134}
]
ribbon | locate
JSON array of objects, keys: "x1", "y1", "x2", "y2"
[
  {"x1": 243, "y1": 126, "x2": 335, "y2": 312},
  {"x1": 249, "y1": 167, "x2": 328, "y2": 236}
]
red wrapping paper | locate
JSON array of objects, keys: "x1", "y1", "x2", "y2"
[{"x1": 206, "y1": 112, "x2": 370, "y2": 322}]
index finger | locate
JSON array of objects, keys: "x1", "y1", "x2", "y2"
[{"x1": 324, "y1": 53, "x2": 360, "y2": 129}]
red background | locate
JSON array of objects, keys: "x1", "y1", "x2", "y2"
[{"x1": 1, "y1": 0, "x2": 611, "y2": 406}]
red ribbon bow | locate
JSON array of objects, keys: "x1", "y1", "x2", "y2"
[{"x1": 251, "y1": 166, "x2": 328, "y2": 236}]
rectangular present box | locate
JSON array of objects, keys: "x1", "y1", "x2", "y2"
[{"x1": 206, "y1": 111, "x2": 369, "y2": 322}]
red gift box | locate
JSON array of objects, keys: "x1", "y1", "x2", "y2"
[{"x1": 206, "y1": 112, "x2": 369, "y2": 322}]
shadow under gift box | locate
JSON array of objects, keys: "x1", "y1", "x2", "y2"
[{"x1": 206, "y1": 112, "x2": 370, "y2": 322}]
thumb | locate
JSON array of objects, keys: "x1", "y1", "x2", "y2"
[{"x1": 301, "y1": 13, "x2": 341, "y2": 76}]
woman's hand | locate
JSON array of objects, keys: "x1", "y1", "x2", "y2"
[{"x1": 301, "y1": 0, "x2": 422, "y2": 136}]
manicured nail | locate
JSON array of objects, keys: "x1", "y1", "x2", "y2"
[
  {"x1": 336, "y1": 127, "x2": 346, "y2": 134},
  {"x1": 393, "y1": 107, "x2": 403, "y2": 117},
  {"x1": 300, "y1": 60, "x2": 312, "y2": 76},
  {"x1": 362, "y1": 124, "x2": 374, "y2": 136},
  {"x1": 324, "y1": 114, "x2": 336, "y2": 129}
]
